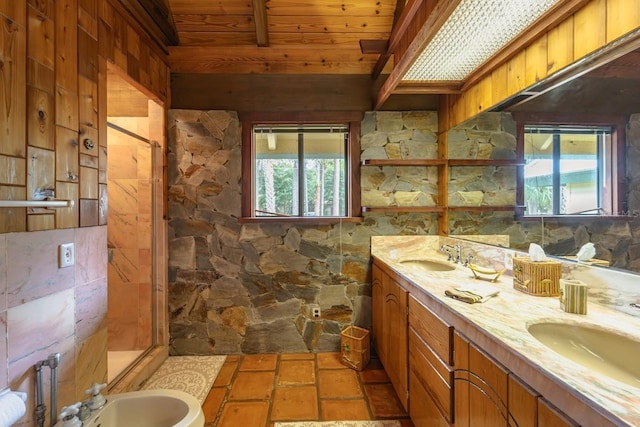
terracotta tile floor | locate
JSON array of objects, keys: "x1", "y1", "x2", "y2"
[{"x1": 202, "y1": 352, "x2": 415, "y2": 427}]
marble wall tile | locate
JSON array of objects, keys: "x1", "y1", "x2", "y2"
[
  {"x1": 107, "y1": 214, "x2": 138, "y2": 249},
  {"x1": 106, "y1": 140, "x2": 138, "y2": 179},
  {"x1": 8, "y1": 290, "x2": 76, "y2": 426},
  {"x1": 75, "y1": 225, "x2": 107, "y2": 285},
  {"x1": 137, "y1": 141, "x2": 152, "y2": 180},
  {"x1": 0, "y1": 312, "x2": 6, "y2": 389},
  {"x1": 108, "y1": 281, "x2": 139, "y2": 350},
  {"x1": 108, "y1": 247, "x2": 139, "y2": 285},
  {"x1": 76, "y1": 277, "x2": 107, "y2": 342},
  {"x1": 108, "y1": 179, "x2": 138, "y2": 215},
  {"x1": 6, "y1": 229, "x2": 75, "y2": 307},
  {"x1": 0, "y1": 234, "x2": 6, "y2": 312},
  {"x1": 75, "y1": 326, "x2": 108, "y2": 400}
]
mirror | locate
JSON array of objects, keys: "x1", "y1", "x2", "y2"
[{"x1": 447, "y1": 47, "x2": 640, "y2": 273}]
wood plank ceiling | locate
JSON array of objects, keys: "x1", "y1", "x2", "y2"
[{"x1": 167, "y1": 0, "x2": 397, "y2": 75}]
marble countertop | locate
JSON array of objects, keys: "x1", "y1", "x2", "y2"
[{"x1": 371, "y1": 235, "x2": 640, "y2": 427}]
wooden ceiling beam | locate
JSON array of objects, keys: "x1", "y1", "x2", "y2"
[
  {"x1": 393, "y1": 81, "x2": 462, "y2": 94},
  {"x1": 374, "y1": 0, "x2": 462, "y2": 109},
  {"x1": 252, "y1": 0, "x2": 270, "y2": 47},
  {"x1": 371, "y1": 0, "x2": 424, "y2": 79},
  {"x1": 119, "y1": 0, "x2": 180, "y2": 46}
]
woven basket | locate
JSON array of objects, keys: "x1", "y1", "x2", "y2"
[
  {"x1": 513, "y1": 257, "x2": 561, "y2": 297},
  {"x1": 340, "y1": 326, "x2": 370, "y2": 371}
]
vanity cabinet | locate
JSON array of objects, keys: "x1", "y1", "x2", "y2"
[
  {"x1": 371, "y1": 262, "x2": 409, "y2": 410},
  {"x1": 408, "y1": 296, "x2": 454, "y2": 427},
  {"x1": 455, "y1": 332, "x2": 578, "y2": 427}
]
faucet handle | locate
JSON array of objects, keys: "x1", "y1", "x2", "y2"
[
  {"x1": 85, "y1": 383, "x2": 107, "y2": 410},
  {"x1": 464, "y1": 255, "x2": 474, "y2": 266}
]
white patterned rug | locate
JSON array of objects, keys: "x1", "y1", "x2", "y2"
[
  {"x1": 142, "y1": 355, "x2": 226, "y2": 403},
  {"x1": 275, "y1": 422, "x2": 401, "y2": 427}
]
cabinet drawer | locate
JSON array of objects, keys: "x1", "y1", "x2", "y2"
[
  {"x1": 409, "y1": 328, "x2": 454, "y2": 423},
  {"x1": 409, "y1": 370, "x2": 450, "y2": 427},
  {"x1": 409, "y1": 295, "x2": 453, "y2": 365}
]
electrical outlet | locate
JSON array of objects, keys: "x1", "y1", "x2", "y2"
[
  {"x1": 59, "y1": 243, "x2": 75, "y2": 268},
  {"x1": 308, "y1": 304, "x2": 321, "y2": 318}
]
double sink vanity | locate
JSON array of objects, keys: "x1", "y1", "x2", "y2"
[{"x1": 371, "y1": 236, "x2": 640, "y2": 427}]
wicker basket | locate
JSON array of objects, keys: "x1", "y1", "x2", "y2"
[
  {"x1": 513, "y1": 257, "x2": 561, "y2": 297},
  {"x1": 340, "y1": 326, "x2": 370, "y2": 371}
]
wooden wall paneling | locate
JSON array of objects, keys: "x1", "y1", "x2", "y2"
[
  {"x1": 27, "y1": 85, "x2": 54, "y2": 149},
  {"x1": 506, "y1": 50, "x2": 527, "y2": 100},
  {"x1": 55, "y1": 181, "x2": 79, "y2": 228},
  {"x1": 606, "y1": 0, "x2": 640, "y2": 42},
  {"x1": 0, "y1": 155, "x2": 26, "y2": 186},
  {"x1": 524, "y1": 35, "x2": 548, "y2": 87},
  {"x1": 77, "y1": 0, "x2": 97, "y2": 38},
  {"x1": 27, "y1": 0, "x2": 54, "y2": 18},
  {"x1": 98, "y1": 183, "x2": 107, "y2": 224},
  {"x1": 79, "y1": 153, "x2": 97, "y2": 168},
  {"x1": 111, "y1": 11, "x2": 128, "y2": 71},
  {"x1": 98, "y1": 58, "x2": 107, "y2": 188},
  {"x1": 27, "y1": 56, "x2": 54, "y2": 91},
  {"x1": 79, "y1": 124, "x2": 98, "y2": 156},
  {"x1": 26, "y1": 146, "x2": 55, "y2": 200},
  {"x1": 78, "y1": 76, "x2": 98, "y2": 127},
  {"x1": 476, "y1": 75, "x2": 493, "y2": 113},
  {"x1": 55, "y1": 0, "x2": 78, "y2": 91},
  {"x1": 27, "y1": 5, "x2": 54, "y2": 68},
  {"x1": 573, "y1": 0, "x2": 606, "y2": 60},
  {"x1": 78, "y1": 28, "x2": 98, "y2": 81},
  {"x1": 465, "y1": 84, "x2": 480, "y2": 121},
  {"x1": 55, "y1": 125, "x2": 79, "y2": 183},
  {"x1": 490, "y1": 63, "x2": 509, "y2": 106},
  {"x1": 79, "y1": 198, "x2": 99, "y2": 226},
  {"x1": 0, "y1": 0, "x2": 27, "y2": 26},
  {"x1": 546, "y1": 17, "x2": 574, "y2": 76},
  {"x1": 0, "y1": 186, "x2": 27, "y2": 232},
  {"x1": 0, "y1": 17, "x2": 27, "y2": 157},
  {"x1": 79, "y1": 165, "x2": 97, "y2": 199},
  {"x1": 55, "y1": 85, "x2": 79, "y2": 130},
  {"x1": 126, "y1": 25, "x2": 140, "y2": 81},
  {"x1": 98, "y1": 17, "x2": 114, "y2": 61},
  {"x1": 27, "y1": 213, "x2": 55, "y2": 231},
  {"x1": 138, "y1": 42, "x2": 150, "y2": 88}
]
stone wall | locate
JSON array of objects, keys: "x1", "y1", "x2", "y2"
[{"x1": 167, "y1": 111, "x2": 439, "y2": 355}]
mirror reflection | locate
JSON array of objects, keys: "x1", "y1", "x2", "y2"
[{"x1": 447, "y1": 46, "x2": 640, "y2": 273}]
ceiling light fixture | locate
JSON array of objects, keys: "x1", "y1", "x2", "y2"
[{"x1": 403, "y1": 0, "x2": 561, "y2": 82}]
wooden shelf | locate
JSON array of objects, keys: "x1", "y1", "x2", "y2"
[
  {"x1": 448, "y1": 205, "x2": 526, "y2": 213},
  {"x1": 362, "y1": 206, "x2": 445, "y2": 213},
  {"x1": 361, "y1": 159, "x2": 446, "y2": 166},
  {"x1": 447, "y1": 159, "x2": 525, "y2": 166}
]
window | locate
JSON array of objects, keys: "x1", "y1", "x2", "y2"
[
  {"x1": 240, "y1": 113, "x2": 362, "y2": 221},
  {"x1": 253, "y1": 125, "x2": 347, "y2": 217},
  {"x1": 517, "y1": 115, "x2": 626, "y2": 218}
]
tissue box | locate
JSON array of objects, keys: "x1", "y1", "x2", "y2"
[
  {"x1": 513, "y1": 257, "x2": 561, "y2": 297},
  {"x1": 559, "y1": 279, "x2": 588, "y2": 314}
]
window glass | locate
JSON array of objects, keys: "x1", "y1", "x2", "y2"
[
  {"x1": 254, "y1": 125, "x2": 347, "y2": 217},
  {"x1": 524, "y1": 125, "x2": 611, "y2": 216}
]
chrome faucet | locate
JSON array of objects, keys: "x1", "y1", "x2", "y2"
[{"x1": 440, "y1": 243, "x2": 462, "y2": 264}]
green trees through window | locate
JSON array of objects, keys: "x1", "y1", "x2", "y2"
[{"x1": 254, "y1": 125, "x2": 347, "y2": 217}]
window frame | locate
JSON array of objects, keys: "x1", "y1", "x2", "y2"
[
  {"x1": 514, "y1": 113, "x2": 627, "y2": 219},
  {"x1": 239, "y1": 112, "x2": 363, "y2": 223}
]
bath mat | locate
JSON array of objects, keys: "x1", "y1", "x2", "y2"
[
  {"x1": 142, "y1": 355, "x2": 226, "y2": 403},
  {"x1": 275, "y1": 422, "x2": 401, "y2": 427}
]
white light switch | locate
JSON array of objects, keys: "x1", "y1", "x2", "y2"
[{"x1": 59, "y1": 243, "x2": 75, "y2": 268}]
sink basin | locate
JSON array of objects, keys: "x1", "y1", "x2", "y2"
[
  {"x1": 527, "y1": 321, "x2": 640, "y2": 388},
  {"x1": 400, "y1": 259, "x2": 456, "y2": 272}
]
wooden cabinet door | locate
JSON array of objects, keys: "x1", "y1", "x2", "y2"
[
  {"x1": 372, "y1": 263, "x2": 385, "y2": 363},
  {"x1": 383, "y1": 271, "x2": 409, "y2": 410},
  {"x1": 454, "y1": 333, "x2": 509, "y2": 427},
  {"x1": 538, "y1": 398, "x2": 579, "y2": 427},
  {"x1": 508, "y1": 374, "x2": 538, "y2": 427}
]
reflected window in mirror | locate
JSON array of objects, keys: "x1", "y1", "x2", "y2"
[
  {"x1": 524, "y1": 125, "x2": 612, "y2": 215},
  {"x1": 515, "y1": 114, "x2": 627, "y2": 218}
]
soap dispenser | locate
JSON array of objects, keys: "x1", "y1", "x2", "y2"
[
  {"x1": 55, "y1": 403, "x2": 83, "y2": 427},
  {"x1": 85, "y1": 382, "x2": 107, "y2": 410}
]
